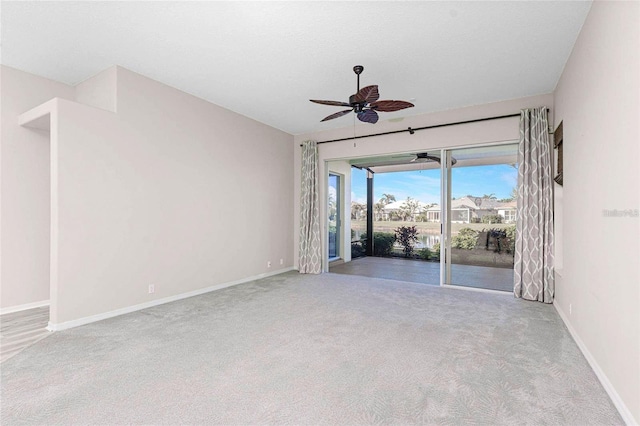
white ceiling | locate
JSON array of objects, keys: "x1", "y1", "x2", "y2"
[{"x1": 0, "y1": 1, "x2": 591, "y2": 135}]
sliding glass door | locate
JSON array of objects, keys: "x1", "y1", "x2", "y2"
[
  {"x1": 328, "y1": 173, "x2": 341, "y2": 260},
  {"x1": 441, "y1": 144, "x2": 518, "y2": 291}
]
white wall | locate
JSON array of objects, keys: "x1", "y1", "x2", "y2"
[
  {"x1": 4, "y1": 66, "x2": 294, "y2": 324},
  {"x1": 75, "y1": 67, "x2": 117, "y2": 112},
  {"x1": 0, "y1": 66, "x2": 75, "y2": 310},
  {"x1": 293, "y1": 94, "x2": 554, "y2": 270},
  {"x1": 553, "y1": 1, "x2": 639, "y2": 423}
]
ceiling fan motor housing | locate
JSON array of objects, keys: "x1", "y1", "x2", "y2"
[{"x1": 349, "y1": 94, "x2": 366, "y2": 112}]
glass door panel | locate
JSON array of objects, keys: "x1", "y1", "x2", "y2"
[
  {"x1": 328, "y1": 173, "x2": 341, "y2": 259},
  {"x1": 443, "y1": 144, "x2": 518, "y2": 292}
]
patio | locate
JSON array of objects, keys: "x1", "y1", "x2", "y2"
[{"x1": 329, "y1": 256, "x2": 514, "y2": 292}]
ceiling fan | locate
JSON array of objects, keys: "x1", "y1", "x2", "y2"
[
  {"x1": 411, "y1": 152, "x2": 457, "y2": 165},
  {"x1": 310, "y1": 65, "x2": 414, "y2": 124},
  {"x1": 391, "y1": 152, "x2": 458, "y2": 165}
]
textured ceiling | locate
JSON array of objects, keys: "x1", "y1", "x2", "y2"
[{"x1": 0, "y1": 1, "x2": 592, "y2": 135}]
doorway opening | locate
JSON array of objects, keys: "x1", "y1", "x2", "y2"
[
  {"x1": 329, "y1": 150, "x2": 443, "y2": 286},
  {"x1": 328, "y1": 142, "x2": 518, "y2": 293}
]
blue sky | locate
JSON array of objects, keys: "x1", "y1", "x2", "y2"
[{"x1": 351, "y1": 164, "x2": 517, "y2": 205}]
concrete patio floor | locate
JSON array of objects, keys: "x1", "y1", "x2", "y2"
[{"x1": 329, "y1": 256, "x2": 514, "y2": 292}]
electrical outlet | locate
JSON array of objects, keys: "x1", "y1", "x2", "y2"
[
  {"x1": 280, "y1": 258, "x2": 284, "y2": 265},
  {"x1": 267, "y1": 261, "x2": 271, "y2": 268},
  {"x1": 569, "y1": 304, "x2": 572, "y2": 315},
  {"x1": 148, "y1": 284, "x2": 155, "y2": 294}
]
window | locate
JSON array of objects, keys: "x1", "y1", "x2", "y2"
[{"x1": 554, "y1": 121, "x2": 563, "y2": 185}]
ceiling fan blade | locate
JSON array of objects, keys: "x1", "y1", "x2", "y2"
[
  {"x1": 357, "y1": 109, "x2": 379, "y2": 124},
  {"x1": 353, "y1": 85, "x2": 379, "y2": 104},
  {"x1": 310, "y1": 99, "x2": 351, "y2": 107},
  {"x1": 370, "y1": 100, "x2": 415, "y2": 112},
  {"x1": 321, "y1": 109, "x2": 353, "y2": 122}
]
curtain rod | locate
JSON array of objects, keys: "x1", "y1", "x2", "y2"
[{"x1": 299, "y1": 112, "x2": 523, "y2": 146}]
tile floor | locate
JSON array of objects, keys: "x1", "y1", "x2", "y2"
[{"x1": 330, "y1": 256, "x2": 514, "y2": 292}]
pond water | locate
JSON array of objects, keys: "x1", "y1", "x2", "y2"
[{"x1": 353, "y1": 229, "x2": 440, "y2": 249}]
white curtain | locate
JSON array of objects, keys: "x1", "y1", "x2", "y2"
[
  {"x1": 299, "y1": 141, "x2": 322, "y2": 274},
  {"x1": 514, "y1": 107, "x2": 555, "y2": 302}
]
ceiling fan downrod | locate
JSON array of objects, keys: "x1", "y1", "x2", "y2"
[
  {"x1": 353, "y1": 65, "x2": 364, "y2": 92},
  {"x1": 351, "y1": 65, "x2": 365, "y2": 112}
]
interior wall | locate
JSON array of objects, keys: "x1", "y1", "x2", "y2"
[
  {"x1": 553, "y1": 1, "x2": 639, "y2": 423},
  {"x1": 327, "y1": 160, "x2": 352, "y2": 265},
  {"x1": 0, "y1": 66, "x2": 75, "y2": 310},
  {"x1": 75, "y1": 66, "x2": 117, "y2": 112},
  {"x1": 293, "y1": 94, "x2": 554, "y2": 270},
  {"x1": 11, "y1": 66, "x2": 294, "y2": 325}
]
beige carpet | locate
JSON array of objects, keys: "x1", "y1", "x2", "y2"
[{"x1": 0, "y1": 271, "x2": 622, "y2": 424}]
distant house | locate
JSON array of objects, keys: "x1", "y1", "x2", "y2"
[
  {"x1": 451, "y1": 197, "x2": 479, "y2": 223},
  {"x1": 497, "y1": 200, "x2": 517, "y2": 223},
  {"x1": 425, "y1": 204, "x2": 441, "y2": 222},
  {"x1": 425, "y1": 196, "x2": 517, "y2": 224},
  {"x1": 382, "y1": 200, "x2": 431, "y2": 221}
]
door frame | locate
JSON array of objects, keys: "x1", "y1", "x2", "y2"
[{"x1": 439, "y1": 141, "x2": 519, "y2": 289}]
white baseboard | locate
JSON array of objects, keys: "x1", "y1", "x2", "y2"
[
  {"x1": 554, "y1": 301, "x2": 637, "y2": 426},
  {"x1": 0, "y1": 300, "x2": 50, "y2": 315},
  {"x1": 47, "y1": 267, "x2": 295, "y2": 332}
]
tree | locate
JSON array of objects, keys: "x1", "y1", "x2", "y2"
[
  {"x1": 499, "y1": 187, "x2": 518, "y2": 202},
  {"x1": 350, "y1": 202, "x2": 366, "y2": 220},
  {"x1": 482, "y1": 193, "x2": 497, "y2": 199},
  {"x1": 399, "y1": 197, "x2": 420, "y2": 221},
  {"x1": 389, "y1": 210, "x2": 402, "y2": 221},
  {"x1": 379, "y1": 193, "x2": 396, "y2": 205},
  {"x1": 328, "y1": 193, "x2": 337, "y2": 221},
  {"x1": 374, "y1": 202, "x2": 386, "y2": 221}
]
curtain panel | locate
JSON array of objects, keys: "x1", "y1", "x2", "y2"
[
  {"x1": 299, "y1": 141, "x2": 322, "y2": 274},
  {"x1": 514, "y1": 107, "x2": 555, "y2": 302}
]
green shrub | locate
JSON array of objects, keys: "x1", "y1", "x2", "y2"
[
  {"x1": 452, "y1": 228, "x2": 479, "y2": 250},
  {"x1": 505, "y1": 225, "x2": 516, "y2": 253},
  {"x1": 431, "y1": 242, "x2": 440, "y2": 260},
  {"x1": 351, "y1": 241, "x2": 365, "y2": 258},
  {"x1": 395, "y1": 226, "x2": 419, "y2": 257},
  {"x1": 361, "y1": 232, "x2": 396, "y2": 257},
  {"x1": 418, "y1": 247, "x2": 431, "y2": 260},
  {"x1": 481, "y1": 214, "x2": 503, "y2": 224}
]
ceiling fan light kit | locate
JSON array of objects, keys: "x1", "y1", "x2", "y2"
[{"x1": 310, "y1": 65, "x2": 414, "y2": 124}]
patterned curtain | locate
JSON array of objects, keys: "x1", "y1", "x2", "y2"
[
  {"x1": 299, "y1": 141, "x2": 322, "y2": 274},
  {"x1": 514, "y1": 107, "x2": 555, "y2": 303}
]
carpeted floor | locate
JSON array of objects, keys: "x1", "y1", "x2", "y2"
[{"x1": 0, "y1": 271, "x2": 622, "y2": 425}]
